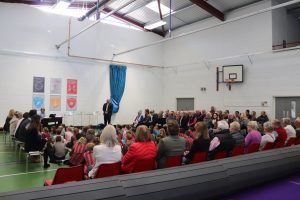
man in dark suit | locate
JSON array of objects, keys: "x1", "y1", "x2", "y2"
[{"x1": 102, "y1": 99, "x2": 113, "y2": 126}]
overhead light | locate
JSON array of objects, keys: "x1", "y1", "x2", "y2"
[
  {"x1": 53, "y1": 0, "x2": 71, "y2": 12},
  {"x1": 146, "y1": 1, "x2": 173, "y2": 15},
  {"x1": 144, "y1": 20, "x2": 166, "y2": 30}
]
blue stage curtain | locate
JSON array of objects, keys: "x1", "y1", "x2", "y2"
[{"x1": 110, "y1": 64, "x2": 127, "y2": 113}]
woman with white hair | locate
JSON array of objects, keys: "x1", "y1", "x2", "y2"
[
  {"x1": 88, "y1": 125, "x2": 122, "y2": 178},
  {"x1": 282, "y1": 118, "x2": 296, "y2": 141},
  {"x1": 245, "y1": 121, "x2": 262, "y2": 153},
  {"x1": 259, "y1": 122, "x2": 275, "y2": 150}
]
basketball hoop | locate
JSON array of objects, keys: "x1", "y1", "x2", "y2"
[{"x1": 225, "y1": 79, "x2": 235, "y2": 91}]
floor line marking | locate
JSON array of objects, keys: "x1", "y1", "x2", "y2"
[{"x1": 0, "y1": 169, "x2": 57, "y2": 178}]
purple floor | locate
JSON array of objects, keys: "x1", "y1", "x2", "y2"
[{"x1": 223, "y1": 174, "x2": 300, "y2": 200}]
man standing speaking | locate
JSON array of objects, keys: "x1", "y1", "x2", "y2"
[{"x1": 103, "y1": 99, "x2": 113, "y2": 126}]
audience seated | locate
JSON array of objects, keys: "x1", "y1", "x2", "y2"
[
  {"x1": 229, "y1": 121, "x2": 245, "y2": 146},
  {"x1": 209, "y1": 120, "x2": 235, "y2": 159},
  {"x1": 184, "y1": 122, "x2": 210, "y2": 164},
  {"x1": 9, "y1": 111, "x2": 22, "y2": 137},
  {"x1": 88, "y1": 125, "x2": 121, "y2": 178},
  {"x1": 157, "y1": 120, "x2": 186, "y2": 169},
  {"x1": 122, "y1": 125, "x2": 156, "y2": 173},
  {"x1": 15, "y1": 109, "x2": 37, "y2": 142},
  {"x1": 3, "y1": 109, "x2": 14, "y2": 133},
  {"x1": 83, "y1": 143, "x2": 95, "y2": 177},
  {"x1": 260, "y1": 122, "x2": 276, "y2": 150},
  {"x1": 69, "y1": 137, "x2": 87, "y2": 166},
  {"x1": 53, "y1": 136, "x2": 66, "y2": 161},
  {"x1": 282, "y1": 118, "x2": 296, "y2": 141},
  {"x1": 257, "y1": 111, "x2": 269, "y2": 126},
  {"x1": 244, "y1": 121, "x2": 262, "y2": 153},
  {"x1": 295, "y1": 117, "x2": 300, "y2": 137},
  {"x1": 272, "y1": 119, "x2": 287, "y2": 144}
]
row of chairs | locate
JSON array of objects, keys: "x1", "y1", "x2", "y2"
[{"x1": 44, "y1": 136, "x2": 300, "y2": 186}]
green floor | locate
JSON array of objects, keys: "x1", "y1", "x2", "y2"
[{"x1": 0, "y1": 132, "x2": 61, "y2": 193}]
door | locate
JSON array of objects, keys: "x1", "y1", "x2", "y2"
[
  {"x1": 275, "y1": 97, "x2": 300, "y2": 120},
  {"x1": 176, "y1": 98, "x2": 194, "y2": 111}
]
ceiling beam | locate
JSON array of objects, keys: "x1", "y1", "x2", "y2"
[
  {"x1": 157, "y1": 0, "x2": 166, "y2": 35},
  {"x1": 190, "y1": 0, "x2": 225, "y2": 21},
  {"x1": 103, "y1": 7, "x2": 164, "y2": 37}
]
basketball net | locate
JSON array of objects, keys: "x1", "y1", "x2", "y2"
[{"x1": 225, "y1": 79, "x2": 235, "y2": 91}]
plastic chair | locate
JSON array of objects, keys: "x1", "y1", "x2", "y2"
[
  {"x1": 286, "y1": 138, "x2": 296, "y2": 147},
  {"x1": 247, "y1": 143, "x2": 260, "y2": 154},
  {"x1": 164, "y1": 155, "x2": 182, "y2": 168},
  {"x1": 263, "y1": 142, "x2": 274, "y2": 150},
  {"x1": 94, "y1": 162, "x2": 121, "y2": 178},
  {"x1": 132, "y1": 158, "x2": 156, "y2": 173},
  {"x1": 190, "y1": 152, "x2": 208, "y2": 164},
  {"x1": 295, "y1": 137, "x2": 300, "y2": 145},
  {"x1": 214, "y1": 151, "x2": 227, "y2": 160},
  {"x1": 44, "y1": 165, "x2": 84, "y2": 186},
  {"x1": 273, "y1": 141, "x2": 285, "y2": 149},
  {"x1": 232, "y1": 145, "x2": 244, "y2": 157}
]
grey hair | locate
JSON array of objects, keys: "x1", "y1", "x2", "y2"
[
  {"x1": 263, "y1": 122, "x2": 273, "y2": 133},
  {"x1": 248, "y1": 121, "x2": 258, "y2": 130},
  {"x1": 230, "y1": 121, "x2": 240, "y2": 132},
  {"x1": 100, "y1": 125, "x2": 118, "y2": 147},
  {"x1": 282, "y1": 118, "x2": 291, "y2": 126},
  {"x1": 217, "y1": 120, "x2": 229, "y2": 130}
]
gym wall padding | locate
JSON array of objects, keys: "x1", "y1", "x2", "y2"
[{"x1": 1, "y1": 146, "x2": 300, "y2": 200}]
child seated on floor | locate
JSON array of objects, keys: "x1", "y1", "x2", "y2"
[
  {"x1": 83, "y1": 143, "x2": 95, "y2": 178},
  {"x1": 53, "y1": 136, "x2": 66, "y2": 161}
]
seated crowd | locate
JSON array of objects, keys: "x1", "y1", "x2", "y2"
[{"x1": 2, "y1": 106, "x2": 300, "y2": 181}]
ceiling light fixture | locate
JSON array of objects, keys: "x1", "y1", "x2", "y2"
[
  {"x1": 144, "y1": 20, "x2": 166, "y2": 30},
  {"x1": 146, "y1": 1, "x2": 173, "y2": 15}
]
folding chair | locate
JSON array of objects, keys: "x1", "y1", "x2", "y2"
[
  {"x1": 263, "y1": 142, "x2": 274, "y2": 150},
  {"x1": 132, "y1": 158, "x2": 156, "y2": 173},
  {"x1": 247, "y1": 143, "x2": 260, "y2": 154},
  {"x1": 44, "y1": 165, "x2": 84, "y2": 186},
  {"x1": 190, "y1": 152, "x2": 208, "y2": 164},
  {"x1": 164, "y1": 155, "x2": 182, "y2": 168},
  {"x1": 286, "y1": 138, "x2": 296, "y2": 147},
  {"x1": 214, "y1": 150, "x2": 227, "y2": 160},
  {"x1": 232, "y1": 145, "x2": 244, "y2": 157},
  {"x1": 94, "y1": 162, "x2": 121, "y2": 178}
]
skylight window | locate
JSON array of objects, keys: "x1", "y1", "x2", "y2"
[{"x1": 146, "y1": 1, "x2": 172, "y2": 15}]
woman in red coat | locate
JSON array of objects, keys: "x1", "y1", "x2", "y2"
[{"x1": 121, "y1": 125, "x2": 157, "y2": 173}]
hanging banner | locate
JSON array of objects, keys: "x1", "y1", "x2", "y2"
[
  {"x1": 67, "y1": 79, "x2": 77, "y2": 94},
  {"x1": 33, "y1": 76, "x2": 45, "y2": 93},
  {"x1": 50, "y1": 95, "x2": 61, "y2": 111},
  {"x1": 32, "y1": 94, "x2": 44, "y2": 110},
  {"x1": 66, "y1": 96, "x2": 77, "y2": 111},
  {"x1": 50, "y1": 78, "x2": 62, "y2": 94}
]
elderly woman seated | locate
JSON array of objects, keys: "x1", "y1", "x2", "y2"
[
  {"x1": 88, "y1": 125, "x2": 122, "y2": 178},
  {"x1": 121, "y1": 125, "x2": 156, "y2": 173}
]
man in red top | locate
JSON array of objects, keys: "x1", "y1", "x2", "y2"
[{"x1": 272, "y1": 119, "x2": 287, "y2": 143}]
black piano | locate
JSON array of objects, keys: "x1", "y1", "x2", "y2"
[{"x1": 41, "y1": 117, "x2": 63, "y2": 128}]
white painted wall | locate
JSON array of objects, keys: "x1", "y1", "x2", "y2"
[
  {"x1": 0, "y1": 3, "x2": 164, "y2": 125},
  {"x1": 162, "y1": 0, "x2": 300, "y2": 119}
]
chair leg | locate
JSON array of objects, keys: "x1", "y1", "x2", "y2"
[{"x1": 26, "y1": 154, "x2": 29, "y2": 173}]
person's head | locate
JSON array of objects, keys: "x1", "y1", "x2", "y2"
[
  {"x1": 82, "y1": 126, "x2": 89, "y2": 133},
  {"x1": 40, "y1": 107, "x2": 45, "y2": 113},
  {"x1": 282, "y1": 118, "x2": 291, "y2": 127},
  {"x1": 67, "y1": 127, "x2": 73, "y2": 132},
  {"x1": 87, "y1": 129, "x2": 95, "y2": 135},
  {"x1": 145, "y1": 109, "x2": 150, "y2": 115},
  {"x1": 14, "y1": 111, "x2": 22, "y2": 119},
  {"x1": 159, "y1": 128, "x2": 167, "y2": 138},
  {"x1": 235, "y1": 111, "x2": 240, "y2": 117},
  {"x1": 205, "y1": 113, "x2": 212, "y2": 119},
  {"x1": 272, "y1": 119, "x2": 282, "y2": 129},
  {"x1": 247, "y1": 121, "x2": 258, "y2": 132},
  {"x1": 100, "y1": 125, "x2": 118, "y2": 147},
  {"x1": 55, "y1": 135, "x2": 62, "y2": 143},
  {"x1": 73, "y1": 128, "x2": 79, "y2": 135},
  {"x1": 29, "y1": 115, "x2": 41, "y2": 130},
  {"x1": 106, "y1": 99, "x2": 110, "y2": 103},
  {"x1": 126, "y1": 131, "x2": 133, "y2": 140},
  {"x1": 23, "y1": 112, "x2": 29, "y2": 119},
  {"x1": 261, "y1": 111, "x2": 266, "y2": 116},
  {"x1": 194, "y1": 122, "x2": 209, "y2": 140},
  {"x1": 87, "y1": 143, "x2": 95, "y2": 151},
  {"x1": 8, "y1": 109, "x2": 15, "y2": 118},
  {"x1": 230, "y1": 121, "x2": 240, "y2": 133},
  {"x1": 28, "y1": 109, "x2": 37, "y2": 118},
  {"x1": 245, "y1": 110, "x2": 250, "y2": 115},
  {"x1": 138, "y1": 110, "x2": 142, "y2": 115},
  {"x1": 167, "y1": 119, "x2": 179, "y2": 136},
  {"x1": 135, "y1": 125, "x2": 151, "y2": 142},
  {"x1": 217, "y1": 120, "x2": 229, "y2": 131},
  {"x1": 263, "y1": 122, "x2": 274, "y2": 133},
  {"x1": 251, "y1": 111, "x2": 256, "y2": 117},
  {"x1": 295, "y1": 117, "x2": 300, "y2": 128},
  {"x1": 43, "y1": 127, "x2": 49, "y2": 133},
  {"x1": 78, "y1": 137, "x2": 87, "y2": 145}
]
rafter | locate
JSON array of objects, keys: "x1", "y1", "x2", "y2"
[{"x1": 190, "y1": 0, "x2": 225, "y2": 21}]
